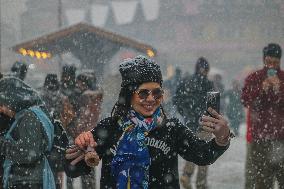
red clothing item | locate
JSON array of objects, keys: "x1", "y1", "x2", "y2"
[
  {"x1": 241, "y1": 67, "x2": 284, "y2": 141},
  {"x1": 246, "y1": 110, "x2": 252, "y2": 143}
]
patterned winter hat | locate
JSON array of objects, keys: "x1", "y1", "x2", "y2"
[
  {"x1": 0, "y1": 77, "x2": 43, "y2": 112},
  {"x1": 119, "y1": 55, "x2": 163, "y2": 88}
]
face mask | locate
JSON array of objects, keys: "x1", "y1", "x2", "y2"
[{"x1": 0, "y1": 113, "x2": 15, "y2": 135}]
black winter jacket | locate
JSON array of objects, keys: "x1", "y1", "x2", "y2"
[
  {"x1": 0, "y1": 108, "x2": 68, "y2": 187},
  {"x1": 66, "y1": 116, "x2": 229, "y2": 189}
]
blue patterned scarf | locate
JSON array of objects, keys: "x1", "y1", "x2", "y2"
[{"x1": 111, "y1": 108, "x2": 163, "y2": 189}]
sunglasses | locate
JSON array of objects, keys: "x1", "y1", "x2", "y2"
[{"x1": 135, "y1": 88, "x2": 164, "y2": 100}]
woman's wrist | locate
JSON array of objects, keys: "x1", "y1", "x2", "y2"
[
  {"x1": 215, "y1": 137, "x2": 229, "y2": 146},
  {"x1": 215, "y1": 130, "x2": 233, "y2": 146}
]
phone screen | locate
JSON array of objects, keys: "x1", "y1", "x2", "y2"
[{"x1": 267, "y1": 68, "x2": 277, "y2": 77}]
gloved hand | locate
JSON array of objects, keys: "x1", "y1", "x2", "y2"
[
  {"x1": 200, "y1": 107, "x2": 231, "y2": 146},
  {"x1": 65, "y1": 145, "x2": 85, "y2": 165}
]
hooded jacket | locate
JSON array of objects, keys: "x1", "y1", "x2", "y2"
[
  {"x1": 65, "y1": 116, "x2": 229, "y2": 189},
  {"x1": 241, "y1": 67, "x2": 284, "y2": 141},
  {"x1": 0, "y1": 77, "x2": 67, "y2": 187}
]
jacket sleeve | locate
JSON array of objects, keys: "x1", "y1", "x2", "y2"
[
  {"x1": 64, "y1": 118, "x2": 113, "y2": 177},
  {"x1": 173, "y1": 119, "x2": 229, "y2": 165},
  {"x1": 1, "y1": 111, "x2": 48, "y2": 164}
]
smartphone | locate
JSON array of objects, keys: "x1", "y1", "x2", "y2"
[
  {"x1": 206, "y1": 91, "x2": 220, "y2": 116},
  {"x1": 267, "y1": 68, "x2": 277, "y2": 77}
]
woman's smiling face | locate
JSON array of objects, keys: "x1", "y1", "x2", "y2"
[{"x1": 131, "y1": 82, "x2": 163, "y2": 117}]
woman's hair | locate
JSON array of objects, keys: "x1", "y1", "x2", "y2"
[
  {"x1": 111, "y1": 86, "x2": 134, "y2": 119},
  {"x1": 111, "y1": 85, "x2": 167, "y2": 121}
]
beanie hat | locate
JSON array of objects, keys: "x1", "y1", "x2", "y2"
[
  {"x1": 112, "y1": 56, "x2": 162, "y2": 117},
  {"x1": 62, "y1": 65, "x2": 76, "y2": 77},
  {"x1": 195, "y1": 57, "x2": 210, "y2": 74},
  {"x1": 44, "y1": 74, "x2": 59, "y2": 91},
  {"x1": 119, "y1": 55, "x2": 163, "y2": 88},
  {"x1": 77, "y1": 73, "x2": 93, "y2": 90},
  {"x1": 61, "y1": 65, "x2": 76, "y2": 89},
  {"x1": 10, "y1": 61, "x2": 28, "y2": 80},
  {"x1": 263, "y1": 43, "x2": 282, "y2": 59},
  {"x1": 0, "y1": 77, "x2": 43, "y2": 113}
]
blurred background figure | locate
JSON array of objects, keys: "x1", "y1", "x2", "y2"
[
  {"x1": 80, "y1": 69, "x2": 98, "y2": 91},
  {"x1": 0, "y1": 77, "x2": 68, "y2": 189},
  {"x1": 41, "y1": 74, "x2": 62, "y2": 118},
  {"x1": 40, "y1": 73, "x2": 71, "y2": 189},
  {"x1": 0, "y1": 74, "x2": 10, "y2": 189},
  {"x1": 10, "y1": 61, "x2": 28, "y2": 81},
  {"x1": 65, "y1": 71, "x2": 102, "y2": 189},
  {"x1": 174, "y1": 57, "x2": 214, "y2": 189},
  {"x1": 69, "y1": 71, "x2": 103, "y2": 137},
  {"x1": 241, "y1": 43, "x2": 284, "y2": 189},
  {"x1": 60, "y1": 65, "x2": 76, "y2": 97},
  {"x1": 224, "y1": 80, "x2": 244, "y2": 136},
  {"x1": 163, "y1": 67, "x2": 182, "y2": 117}
]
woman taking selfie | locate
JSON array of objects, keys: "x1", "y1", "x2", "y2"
[{"x1": 65, "y1": 55, "x2": 232, "y2": 189}]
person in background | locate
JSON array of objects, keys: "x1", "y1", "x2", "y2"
[
  {"x1": 60, "y1": 67, "x2": 78, "y2": 189},
  {"x1": 79, "y1": 69, "x2": 98, "y2": 91},
  {"x1": 68, "y1": 72, "x2": 103, "y2": 189},
  {"x1": 40, "y1": 73, "x2": 70, "y2": 188},
  {"x1": 244, "y1": 108, "x2": 254, "y2": 189},
  {"x1": 64, "y1": 72, "x2": 102, "y2": 189},
  {"x1": 10, "y1": 61, "x2": 28, "y2": 81},
  {"x1": 241, "y1": 43, "x2": 284, "y2": 189},
  {"x1": 224, "y1": 80, "x2": 244, "y2": 136},
  {"x1": 163, "y1": 67, "x2": 182, "y2": 117},
  {"x1": 73, "y1": 72, "x2": 103, "y2": 136},
  {"x1": 174, "y1": 57, "x2": 214, "y2": 189},
  {"x1": 60, "y1": 65, "x2": 76, "y2": 97},
  {"x1": 41, "y1": 73, "x2": 74, "y2": 130},
  {"x1": 41, "y1": 74, "x2": 63, "y2": 119},
  {"x1": 0, "y1": 74, "x2": 11, "y2": 189},
  {"x1": 64, "y1": 55, "x2": 231, "y2": 189},
  {"x1": 0, "y1": 77, "x2": 68, "y2": 189}
]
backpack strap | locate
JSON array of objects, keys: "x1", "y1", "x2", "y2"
[
  {"x1": 2, "y1": 106, "x2": 56, "y2": 189},
  {"x1": 30, "y1": 107, "x2": 54, "y2": 151},
  {"x1": 29, "y1": 106, "x2": 56, "y2": 189}
]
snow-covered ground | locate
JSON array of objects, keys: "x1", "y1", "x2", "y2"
[
  {"x1": 66, "y1": 123, "x2": 278, "y2": 189},
  {"x1": 179, "y1": 123, "x2": 247, "y2": 189}
]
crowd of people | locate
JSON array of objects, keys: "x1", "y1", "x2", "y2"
[
  {"x1": 0, "y1": 42, "x2": 283, "y2": 189},
  {"x1": 0, "y1": 64, "x2": 102, "y2": 189}
]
